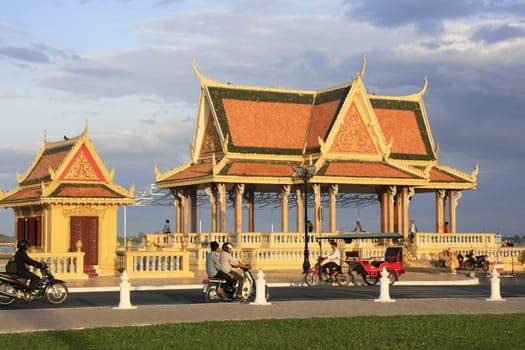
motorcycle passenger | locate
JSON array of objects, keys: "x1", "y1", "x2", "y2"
[
  {"x1": 219, "y1": 242, "x2": 250, "y2": 300},
  {"x1": 205, "y1": 241, "x2": 235, "y2": 297},
  {"x1": 13, "y1": 240, "x2": 44, "y2": 291},
  {"x1": 322, "y1": 240, "x2": 341, "y2": 277}
]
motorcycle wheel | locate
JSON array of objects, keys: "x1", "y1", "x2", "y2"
[
  {"x1": 336, "y1": 272, "x2": 353, "y2": 286},
  {"x1": 363, "y1": 274, "x2": 379, "y2": 286},
  {"x1": 0, "y1": 282, "x2": 15, "y2": 306},
  {"x1": 45, "y1": 283, "x2": 68, "y2": 304},
  {"x1": 464, "y1": 261, "x2": 475, "y2": 271},
  {"x1": 204, "y1": 286, "x2": 222, "y2": 303},
  {"x1": 481, "y1": 261, "x2": 489, "y2": 272},
  {"x1": 304, "y1": 272, "x2": 320, "y2": 287}
]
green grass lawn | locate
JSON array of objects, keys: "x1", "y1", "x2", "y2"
[{"x1": 0, "y1": 314, "x2": 523, "y2": 349}]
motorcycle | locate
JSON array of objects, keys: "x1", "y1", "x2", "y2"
[
  {"x1": 304, "y1": 256, "x2": 353, "y2": 287},
  {"x1": 0, "y1": 263, "x2": 68, "y2": 306},
  {"x1": 441, "y1": 249, "x2": 490, "y2": 272},
  {"x1": 463, "y1": 250, "x2": 490, "y2": 271},
  {"x1": 202, "y1": 266, "x2": 268, "y2": 303}
]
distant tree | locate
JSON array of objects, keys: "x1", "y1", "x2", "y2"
[{"x1": 0, "y1": 234, "x2": 16, "y2": 243}]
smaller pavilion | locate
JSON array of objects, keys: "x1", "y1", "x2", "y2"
[{"x1": 0, "y1": 122, "x2": 135, "y2": 276}]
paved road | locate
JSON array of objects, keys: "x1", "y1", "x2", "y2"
[
  {"x1": 0, "y1": 270, "x2": 523, "y2": 334},
  {"x1": 5, "y1": 281, "x2": 525, "y2": 309}
]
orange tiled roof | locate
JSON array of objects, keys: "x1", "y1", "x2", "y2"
[
  {"x1": 51, "y1": 184, "x2": 124, "y2": 198},
  {"x1": 24, "y1": 146, "x2": 74, "y2": 184},
  {"x1": 208, "y1": 85, "x2": 348, "y2": 154},
  {"x1": 1, "y1": 187, "x2": 41, "y2": 202},
  {"x1": 222, "y1": 161, "x2": 297, "y2": 177},
  {"x1": 222, "y1": 99, "x2": 311, "y2": 150},
  {"x1": 320, "y1": 161, "x2": 416, "y2": 179},
  {"x1": 162, "y1": 162, "x2": 214, "y2": 182},
  {"x1": 371, "y1": 99, "x2": 434, "y2": 160},
  {"x1": 0, "y1": 183, "x2": 127, "y2": 205},
  {"x1": 429, "y1": 167, "x2": 464, "y2": 182}
]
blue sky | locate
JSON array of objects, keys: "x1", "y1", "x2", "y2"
[{"x1": 1, "y1": 0, "x2": 524, "y2": 236}]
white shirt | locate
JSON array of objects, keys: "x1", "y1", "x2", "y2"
[
  {"x1": 219, "y1": 251, "x2": 239, "y2": 272},
  {"x1": 327, "y1": 247, "x2": 341, "y2": 265}
]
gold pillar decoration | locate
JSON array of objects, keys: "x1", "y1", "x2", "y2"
[
  {"x1": 233, "y1": 184, "x2": 244, "y2": 233},
  {"x1": 387, "y1": 186, "x2": 396, "y2": 232},
  {"x1": 296, "y1": 186, "x2": 303, "y2": 233},
  {"x1": 204, "y1": 185, "x2": 218, "y2": 232},
  {"x1": 175, "y1": 192, "x2": 182, "y2": 234},
  {"x1": 436, "y1": 190, "x2": 447, "y2": 233},
  {"x1": 75, "y1": 239, "x2": 83, "y2": 252},
  {"x1": 182, "y1": 189, "x2": 190, "y2": 233},
  {"x1": 448, "y1": 190, "x2": 456, "y2": 234},
  {"x1": 126, "y1": 239, "x2": 133, "y2": 252},
  {"x1": 281, "y1": 185, "x2": 290, "y2": 233},
  {"x1": 398, "y1": 186, "x2": 409, "y2": 237}
]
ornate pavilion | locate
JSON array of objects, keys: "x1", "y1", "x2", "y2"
[
  {"x1": 155, "y1": 58, "x2": 478, "y2": 239},
  {"x1": 0, "y1": 123, "x2": 135, "y2": 276}
]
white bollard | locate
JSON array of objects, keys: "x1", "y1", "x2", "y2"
[
  {"x1": 486, "y1": 267, "x2": 505, "y2": 301},
  {"x1": 250, "y1": 269, "x2": 271, "y2": 305},
  {"x1": 374, "y1": 267, "x2": 395, "y2": 303},
  {"x1": 113, "y1": 270, "x2": 137, "y2": 310}
]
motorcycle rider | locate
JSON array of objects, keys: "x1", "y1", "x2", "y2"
[
  {"x1": 322, "y1": 240, "x2": 341, "y2": 278},
  {"x1": 13, "y1": 240, "x2": 44, "y2": 292},
  {"x1": 205, "y1": 241, "x2": 235, "y2": 297},
  {"x1": 219, "y1": 242, "x2": 250, "y2": 299}
]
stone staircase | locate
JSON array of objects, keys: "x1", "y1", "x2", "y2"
[{"x1": 83, "y1": 265, "x2": 99, "y2": 277}]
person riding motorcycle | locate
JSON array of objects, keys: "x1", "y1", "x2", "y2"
[
  {"x1": 205, "y1": 241, "x2": 235, "y2": 297},
  {"x1": 322, "y1": 240, "x2": 341, "y2": 278},
  {"x1": 13, "y1": 240, "x2": 45, "y2": 291},
  {"x1": 220, "y1": 242, "x2": 250, "y2": 300}
]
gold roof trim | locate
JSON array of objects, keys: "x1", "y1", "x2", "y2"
[
  {"x1": 358, "y1": 55, "x2": 367, "y2": 79},
  {"x1": 193, "y1": 57, "x2": 316, "y2": 94}
]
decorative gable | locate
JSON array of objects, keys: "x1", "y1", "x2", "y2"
[
  {"x1": 59, "y1": 144, "x2": 105, "y2": 182},
  {"x1": 330, "y1": 102, "x2": 378, "y2": 155},
  {"x1": 199, "y1": 111, "x2": 223, "y2": 158}
]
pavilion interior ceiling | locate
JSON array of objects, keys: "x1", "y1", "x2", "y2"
[{"x1": 134, "y1": 183, "x2": 378, "y2": 210}]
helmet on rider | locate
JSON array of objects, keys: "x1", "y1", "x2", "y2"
[
  {"x1": 329, "y1": 240, "x2": 337, "y2": 247},
  {"x1": 17, "y1": 239, "x2": 31, "y2": 250},
  {"x1": 222, "y1": 242, "x2": 233, "y2": 252}
]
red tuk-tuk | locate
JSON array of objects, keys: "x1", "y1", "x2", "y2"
[{"x1": 317, "y1": 232, "x2": 405, "y2": 286}]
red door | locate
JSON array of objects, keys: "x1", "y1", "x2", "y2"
[{"x1": 70, "y1": 216, "x2": 99, "y2": 266}]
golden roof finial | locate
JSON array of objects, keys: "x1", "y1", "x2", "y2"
[
  {"x1": 418, "y1": 75, "x2": 428, "y2": 96},
  {"x1": 358, "y1": 55, "x2": 367, "y2": 79},
  {"x1": 470, "y1": 165, "x2": 479, "y2": 180}
]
